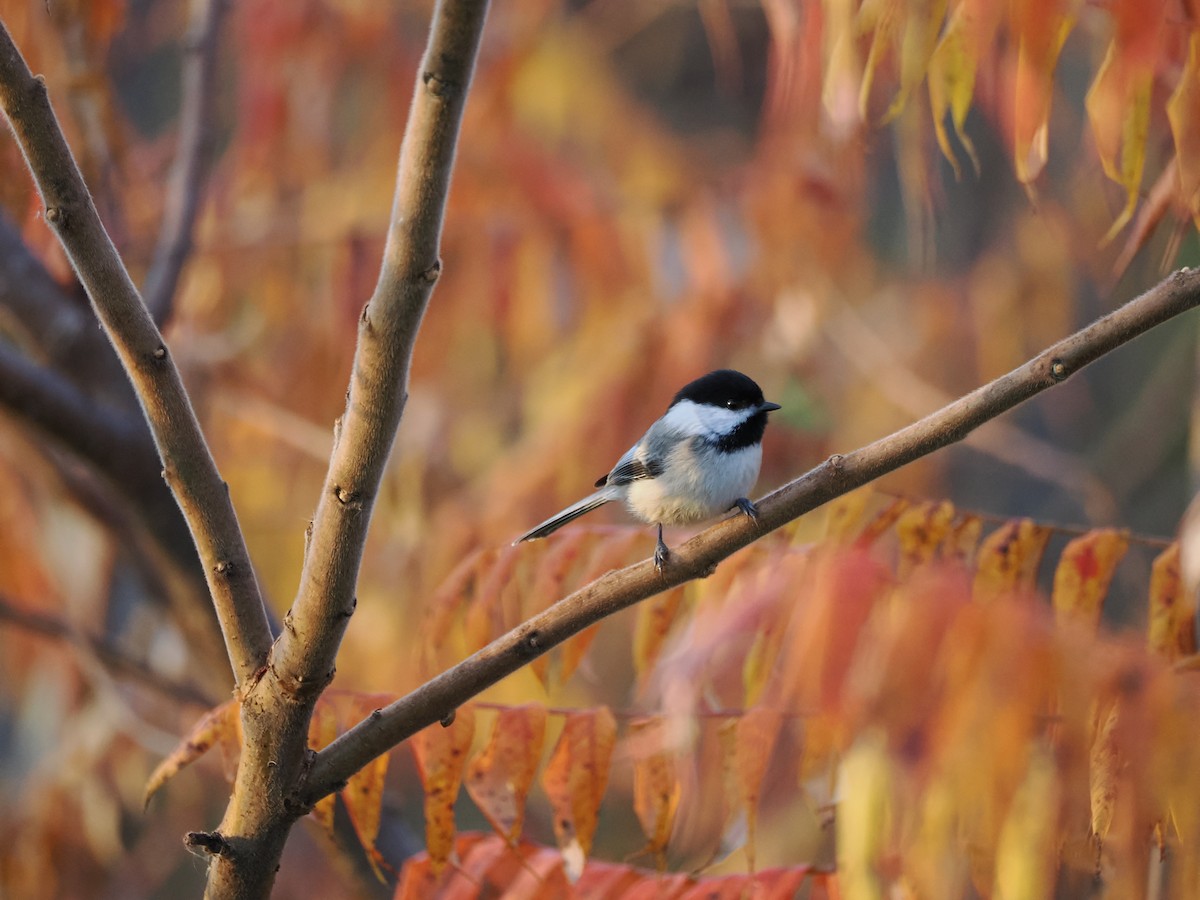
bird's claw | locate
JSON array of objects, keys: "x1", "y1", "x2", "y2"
[
  {"x1": 654, "y1": 539, "x2": 669, "y2": 573},
  {"x1": 654, "y1": 525, "x2": 669, "y2": 574},
  {"x1": 734, "y1": 497, "x2": 759, "y2": 524}
]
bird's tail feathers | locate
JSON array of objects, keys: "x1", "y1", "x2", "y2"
[{"x1": 514, "y1": 490, "x2": 615, "y2": 543}]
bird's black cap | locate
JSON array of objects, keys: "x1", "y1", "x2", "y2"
[{"x1": 670, "y1": 369, "x2": 776, "y2": 412}]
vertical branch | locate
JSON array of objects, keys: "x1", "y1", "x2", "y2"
[
  {"x1": 0, "y1": 20, "x2": 272, "y2": 688},
  {"x1": 269, "y1": 0, "x2": 489, "y2": 702},
  {"x1": 195, "y1": 3, "x2": 490, "y2": 896},
  {"x1": 143, "y1": 0, "x2": 228, "y2": 325}
]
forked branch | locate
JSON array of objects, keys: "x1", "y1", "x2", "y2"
[
  {"x1": 265, "y1": 0, "x2": 490, "y2": 702},
  {"x1": 301, "y1": 266, "x2": 1200, "y2": 800}
]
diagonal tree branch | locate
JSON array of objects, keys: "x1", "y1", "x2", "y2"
[
  {"x1": 299, "y1": 266, "x2": 1200, "y2": 801},
  {"x1": 143, "y1": 0, "x2": 228, "y2": 326},
  {"x1": 0, "y1": 19, "x2": 272, "y2": 688}
]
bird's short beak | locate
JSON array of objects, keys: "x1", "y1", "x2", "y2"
[{"x1": 762, "y1": 401, "x2": 782, "y2": 412}]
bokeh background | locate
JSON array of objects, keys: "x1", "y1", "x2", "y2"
[{"x1": 1, "y1": 0, "x2": 1198, "y2": 895}]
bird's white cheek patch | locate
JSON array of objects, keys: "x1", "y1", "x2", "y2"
[{"x1": 661, "y1": 400, "x2": 747, "y2": 437}]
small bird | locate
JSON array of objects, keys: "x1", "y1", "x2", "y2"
[{"x1": 515, "y1": 369, "x2": 781, "y2": 570}]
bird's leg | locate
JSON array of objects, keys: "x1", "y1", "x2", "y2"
[
  {"x1": 734, "y1": 497, "x2": 760, "y2": 523},
  {"x1": 654, "y1": 523, "x2": 670, "y2": 573}
]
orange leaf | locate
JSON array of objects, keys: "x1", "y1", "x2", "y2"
[
  {"x1": 559, "y1": 621, "x2": 601, "y2": 686},
  {"x1": 410, "y1": 704, "x2": 477, "y2": 874},
  {"x1": 972, "y1": 519, "x2": 1052, "y2": 603},
  {"x1": 1051, "y1": 529, "x2": 1129, "y2": 630},
  {"x1": 1011, "y1": 0, "x2": 1075, "y2": 184},
  {"x1": 144, "y1": 700, "x2": 239, "y2": 808},
  {"x1": 1148, "y1": 542, "x2": 1195, "y2": 661},
  {"x1": 541, "y1": 706, "x2": 617, "y2": 881},
  {"x1": 633, "y1": 587, "x2": 686, "y2": 687},
  {"x1": 779, "y1": 548, "x2": 891, "y2": 713},
  {"x1": 307, "y1": 697, "x2": 339, "y2": 833},
  {"x1": 463, "y1": 545, "x2": 522, "y2": 654},
  {"x1": 556, "y1": 531, "x2": 643, "y2": 685},
  {"x1": 465, "y1": 704, "x2": 548, "y2": 843},
  {"x1": 1084, "y1": 0, "x2": 1166, "y2": 238},
  {"x1": 720, "y1": 707, "x2": 784, "y2": 873},
  {"x1": 856, "y1": 496, "x2": 910, "y2": 548},
  {"x1": 423, "y1": 548, "x2": 492, "y2": 667},
  {"x1": 1168, "y1": 31, "x2": 1200, "y2": 223},
  {"x1": 525, "y1": 528, "x2": 591, "y2": 622},
  {"x1": 629, "y1": 717, "x2": 681, "y2": 868}
]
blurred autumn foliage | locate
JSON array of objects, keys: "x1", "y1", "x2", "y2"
[{"x1": 2, "y1": 0, "x2": 1200, "y2": 897}]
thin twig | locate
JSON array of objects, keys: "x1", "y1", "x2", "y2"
[
  {"x1": 301, "y1": 266, "x2": 1200, "y2": 801},
  {"x1": 143, "y1": 0, "x2": 228, "y2": 326},
  {"x1": 0, "y1": 20, "x2": 272, "y2": 687},
  {"x1": 0, "y1": 592, "x2": 215, "y2": 706}
]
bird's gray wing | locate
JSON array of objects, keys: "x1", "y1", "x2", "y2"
[{"x1": 594, "y1": 423, "x2": 677, "y2": 487}]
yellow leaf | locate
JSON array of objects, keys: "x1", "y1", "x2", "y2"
[
  {"x1": 1148, "y1": 542, "x2": 1195, "y2": 661},
  {"x1": 836, "y1": 728, "x2": 893, "y2": 900},
  {"x1": 973, "y1": 519, "x2": 1052, "y2": 603},
  {"x1": 1085, "y1": 43, "x2": 1153, "y2": 242},
  {"x1": 822, "y1": 0, "x2": 864, "y2": 129},
  {"x1": 993, "y1": 742, "x2": 1060, "y2": 900},
  {"x1": 144, "y1": 700, "x2": 239, "y2": 809},
  {"x1": 943, "y1": 513, "x2": 983, "y2": 565},
  {"x1": 895, "y1": 499, "x2": 956, "y2": 579},
  {"x1": 1089, "y1": 700, "x2": 1120, "y2": 842},
  {"x1": 857, "y1": 0, "x2": 901, "y2": 120},
  {"x1": 823, "y1": 485, "x2": 876, "y2": 545},
  {"x1": 927, "y1": 0, "x2": 997, "y2": 176},
  {"x1": 883, "y1": 0, "x2": 949, "y2": 124},
  {"x1": 1051, "y1": 528, "x2": 1129, "y2": 630}
]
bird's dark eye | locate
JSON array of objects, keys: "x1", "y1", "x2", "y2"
[{"x1": 725, "y1": 399, "x2": 742, "y2": 410}]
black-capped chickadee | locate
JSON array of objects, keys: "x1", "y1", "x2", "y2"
[{"x1": 515, "y1": 369, "x2": 781, "y2": 570}]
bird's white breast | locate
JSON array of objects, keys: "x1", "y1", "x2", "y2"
[{"x1": 624, "y1": 440, "x2": 762, "y2": 526}]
